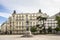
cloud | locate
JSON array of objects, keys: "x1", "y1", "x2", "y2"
[
  {"x1": 0, "y1": 12, "x2": 11, "y2": 18},
  {"x1": 0, "y1": 0, "x2": 60, "y2": 16},
  {"x1": 0, "y1": 12, "x2": 12, "y2": 25},
  {"x1": 0, "y1": 16, "x2": 7, "y2": 25},
  {"x1": 0, "y1": 4, "x2": 11, "y2": 13},
  {"x1": 0, "y1": 0, "x2": 60, "y2": 25},
  {"x1": 0, "y1": 24, "x2": 1, "y2": 26}
]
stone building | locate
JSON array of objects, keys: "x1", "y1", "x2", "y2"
[{"x1": 1, "y1": 10, "x2": 48, "y2": 34}]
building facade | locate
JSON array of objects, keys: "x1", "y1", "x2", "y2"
[
  {"x1": 45, "y1": 18, "x2": 57, "y2": 29},
  {"x1": 1, "y1": 10, "x2": 48, "y2": 34},
  {"x1": 45, "y1": 12, "x2": 60, "y2": 29}
]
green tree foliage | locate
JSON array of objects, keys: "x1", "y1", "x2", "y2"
[
  {"x1": 48, "y1": 27, "x2": 52, "y2": 33},
  {"x1": 55, "y1": 27, "x2": 60, "y2": 32},
  {"x1": 36, "y1": 24, "x2": 42, "y2": 34},
  {"x1": 37, "y1": 16, "x2": 47, "y2": 21},
  {"x1": 55, "y1": 16, "x2": 60, "y2": 27},
  {"x1": 54, "y1": 16, "x2": 60, "y2": 33},
  {"x1": 30, "y1": 27, "x2": 37, "y2": 32},
  {"x1": 37, "y1": 16, "x2": 47, "y2": 34}
]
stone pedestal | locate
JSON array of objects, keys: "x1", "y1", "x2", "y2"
[{"x1": 21, "y1": 31, "x2": 32, "y2": 37}]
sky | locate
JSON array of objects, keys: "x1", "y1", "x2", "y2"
[{"x1": 0, "y1": 0, "x2": 60, "y2": 25}]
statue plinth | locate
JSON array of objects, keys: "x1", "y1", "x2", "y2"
[{"x1": 21, "y1": 31, "x2": 32, "y2": 37}]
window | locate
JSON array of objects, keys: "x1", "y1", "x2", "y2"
[
  {"x1": 33, "y1": 22, "x2": 35, "y2": 25},
  {"x1": 30, "y1": 22, "x2": 32, "y2": 26}
]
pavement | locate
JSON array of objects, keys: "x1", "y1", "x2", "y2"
[{"x1": 0, "y1": 34, "x2": 60, "y2": 40}]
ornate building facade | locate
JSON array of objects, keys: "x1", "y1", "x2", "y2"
[{"x1": 1, "y1": 10, "x2": 48, "y2": 34}]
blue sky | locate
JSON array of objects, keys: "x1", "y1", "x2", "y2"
[
  {"x1": 0, "y1": 4, "x2": 10, "y2": 13},
  {"x1": 0, "y1": 0, "x2": 60, "y2": 25},
  {"x1": 0, "y1": 4, "x2": 11, "y2": 25}
]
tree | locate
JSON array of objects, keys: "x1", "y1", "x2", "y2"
[
  {"x1": 55, "y1": 27, "x2": 60, "y2": 33},
  {"x1": 55, "y1": 16, "x2": 60, "y2": 28},
  {"x1": 30, "y1": 27, "x2": 37, "y2": 32},
  {"x1": 48, "y1": 26, "x2": 52, "y2": 33},
  {"x1": 55, "y1": 16, "x2": 60, "y2": 34},
  {"x1": 36, "y1": 24, "x2": 42, "y2": 34},
  {"x1": 37, "y1": 16, "x2": 47, "y2": 34}
]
